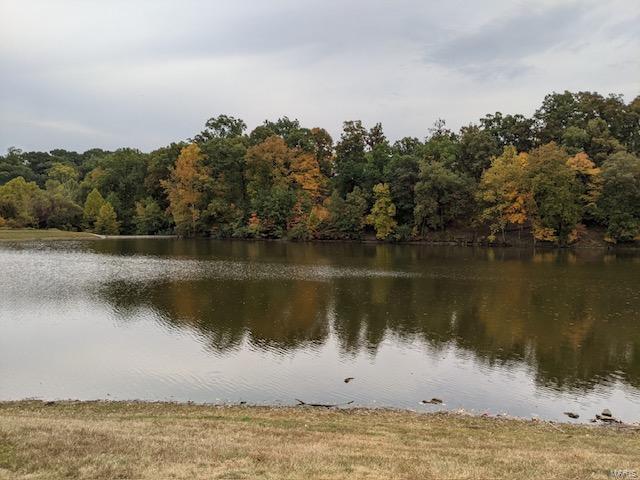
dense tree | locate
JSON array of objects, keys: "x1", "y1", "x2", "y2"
[
  {"x1": 42, "y1": 192, "x2": 82, "y2": 229},
  {"x1": 94, "y1": 202, "x2": 119, "y2": 235},
  {"x1": 423, "y1": 119, "x2": 459, "y2": 166},
  {"x1": 367, "y1": 183, "x2": 397, "y2": 240},
  {"x1": 385, "y1": 154, "x2": 419, "y2": 226},
  {"x1": 46, "y1": 162, "x2": 80, "y2": 202},
  {"x1": 145, "y1": 143, "x2": 185, "y2": 212},
  {"x1": 392, "y1": 137, "x2": 423, "y2": 156},
  {"x1": 414, "y1": 161, "x2": 472, "y2": 234},
  {"x1": 81, "y1": 148, "x2": 147, "y2": 233},
  {"x1": 333, "y1": 121, "x2": 368, "y2": 196},
  {"x1": 534, "y1": 91, "x2": 582, "y2": 145},
  {"x1": 598, "y1": 151, "x2": 640, "y2": 242},
  {"x1": 193, "y1": 114, "x2": 247, "y2": 143},
  {"x1": 480, "y1": 113, "x2": 535, "y2": 152},
  {"x1": 134, "y1": 197, "x2": 168, "y2": 235},
  {"x1": 566, "y1": 152, "x2": 601, "y2": 222},
  {"x1": 326, "y1": 187, "x2": 368, "y2": 239},
  {"x1": 0, "y1": 177, "x2": 44, "y2": 227},
  {"x1": 478, "y1": 147, "x2": 529, "y2": 242},
  {"x1": 525, "y1": 143, "x2": 582, "y2": 245},
  {"x1": 2, "y1": 89, "x2": 638, "y2": 245},
  {"x1": 0, "y1": 148, "x2": 36, "y2": 185},
  {"x1": 455, "y1": 125, "x2": 499, "y2": 179},
  {"x1": 200, "y1": 131, "x2": 248, "y2": 237},
  {"x1": 310, "y1": 127, "x2": 334, "y2": 177},
  {"x1": 83, "y1": 188, "x2": 106, "y2": 230},
  {"x1": 244, "y1": 136, "x2": 296, "y2": 237},
  {"x1": 162, "y1": 144, "x2": 209, "y2": 237}
]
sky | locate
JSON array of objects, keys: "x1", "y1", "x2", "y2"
[{"x1": 1, "y1": 0, "x2": 639, "y2": 153}]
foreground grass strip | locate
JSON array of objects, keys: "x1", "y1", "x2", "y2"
[
  {"x1": 0, "y1": 229, "x2": 101, "y2": 241},
  {"x1": 0, "y1": 401, "x2": 638, "y2": 479}
]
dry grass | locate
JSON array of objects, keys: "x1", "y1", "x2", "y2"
[
  {"x1": 0, "y1": 401, "x2": 638, "y2": 479},
  {"x1": 0, "y1": 229, "x2": 100, "y2": 241}
]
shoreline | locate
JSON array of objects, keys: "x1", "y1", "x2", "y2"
[
  {"x1": 2, "y1": 398, "x2": 639, "y2": 428},
  {"x1": 2, "y1": 227, "x2": 640, "y2": 250},
  {"x1": 1, "y1": 400, "x2": 638, "y2": 479}
]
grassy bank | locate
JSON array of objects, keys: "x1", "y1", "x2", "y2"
[
  {"x1": 0, "y1": 401, "x2": 638, "y2": 479},
  {"x1": 0, "y1": 229, "x2": 101, "y2": 241}
]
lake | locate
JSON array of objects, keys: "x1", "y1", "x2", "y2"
[{"x1": 1, "y1": 239, "x2": 639, "y2": 423}]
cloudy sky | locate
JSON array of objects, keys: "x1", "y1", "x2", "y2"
[{"x1": 1, "y1": 0, "x2": 638, "y2": 152}]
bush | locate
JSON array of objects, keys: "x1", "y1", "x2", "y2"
[{"x1": 393, "y1": 224, "x2": 414, "y2": 242}]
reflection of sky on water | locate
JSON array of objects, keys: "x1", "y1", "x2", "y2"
[{"x1": 1, "y1": 240, "x2": 639, "y2": 423}]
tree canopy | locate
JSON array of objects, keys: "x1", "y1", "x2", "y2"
[{"x1": 1, "y1": 90, "x2": 639, "y2": 244}]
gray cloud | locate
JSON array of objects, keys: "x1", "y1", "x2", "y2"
[
  {"x1": 0, "y1": 0, "x2": 638, "y2": 152},
  {"x1": 424, "y1": 2, "x2": 594, "y2": 78}
]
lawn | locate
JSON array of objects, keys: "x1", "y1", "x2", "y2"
[
  {"x1": 0, "y1": 229, "x2": 101, "y2": 241},
  {"x1": 0, "y1": 401, "x2": 638, "y2": 479}
]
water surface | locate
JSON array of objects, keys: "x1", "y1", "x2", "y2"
[{"x1": 1, "y1": 239, "x2": 639, "y2": 423}]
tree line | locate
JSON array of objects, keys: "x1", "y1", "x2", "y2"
[{"x1": 1, "y1": 90, "x2": 639, "y2": 244}]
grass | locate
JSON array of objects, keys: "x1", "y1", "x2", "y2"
[
  {"x1": 0, "y1": 401, "x2": 637, "y2": 479},
  {"x1": 0, "y1": 228, "x2": 101, "y2": 241}
]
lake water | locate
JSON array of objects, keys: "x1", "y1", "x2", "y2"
[{"x1": 1, "y1": 239, "x2": 639, "y2": 423}]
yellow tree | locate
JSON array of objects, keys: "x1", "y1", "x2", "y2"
[
  {"x1": 290, "y1": 151, "x2": 325, "y2": 202},
  {"x1": 244, "y1": 136, "x2": 295, "y2": 236},
  {"x1": 288, "y1": 150, "x2": 329, "y2": 238},
  {"x1": 83, "y1": 188, "x2": 105, "y2": 229},
  {"x1": 367, "y1": 183, "x2": 397, "y2": 240},
  {"x1": 566, "y1": 152, "x2": 602, "y2": 220},
  {"x1": 161, "y1": 144, "x2": 210, "y2": 237},
  {"x1": 94, "y1": 202, "x2": 119, "y2": 235},
  {"x1": 478, "y1": 146, "x2": 529, "y2": 243},
  {"x1": 525, "y1": 142, "x2": 582, "y2": 245}
]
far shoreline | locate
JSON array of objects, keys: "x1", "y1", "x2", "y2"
[{"x1": 2, "y1": 227, "x2": 640, "y2": 250}]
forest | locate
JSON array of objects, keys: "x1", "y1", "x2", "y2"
[{"x1": 1, "y1": 90, "x2": 639, "y2": 245}]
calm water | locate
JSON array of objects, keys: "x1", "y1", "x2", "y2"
[{"x1": 1, "y1": 239, "x2": 639, "y2": 423}]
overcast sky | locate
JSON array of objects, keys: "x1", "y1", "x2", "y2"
[{"x1": 1, "y1": 0, "x2": 638, "y2": 153}]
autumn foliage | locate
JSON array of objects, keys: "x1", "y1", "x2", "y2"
[{"x1": 1, "y1": 90, "x2": 639, "y2": 244}]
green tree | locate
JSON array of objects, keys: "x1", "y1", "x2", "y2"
[
  {"x1": 200, "y1": 132, "x2": 248, "y2": 235},
  {"x1": 45, "y1": 162, "x2": 80, "y2": 202},
  {"x1": 455, "y1": 125, "x2": 499, "y2": 179},
  {"x1": 94, "y1": 202, "x2": 119, "y2": 235},
  {"x1": 193, "y1": 114, "x2": 247, "y2": 143},
  {"x1": 598, "y1": 151, "x2": 640, "y2": 242},
  {"x1": 392, "y1": 137, "x2": 423, "y2": 156},
  {"x1": 423, "y1": 119, "x2": 459, "y2": 166},
  {"x1": 145, "y1": 143, "x2": 185, "y2": 212},
  {"x1": 385, "y1": 154, "x2": 419, "y2": 226},
  {"x1": 414, "y1": 161, "x2": 472, "y2": 234},
  {"x1": 0, "y1": 176, "x2": 45, "y2": 227},
  {"x1": 326, "y1": 187, "x2": 368, "y2": 239},
  {"x1": 480, "y1": 112, "x2": 535, "y2": 152},
  {"x1": 0, "y1": 148, "x2": 36, "y2": 185},
  {"x1": 367, "y1": 183, "x2": 397, "y2": 240},
  {"x1": 43, "y1": 192, "x2": 83, "y2": 230},
  {"x1": 333, "y1": 121, "x2": 367, "y2": 196},
  {"x1": 83, "y1": 188, "x2": 106, "y2": 230},
  {"x1": 244, "y1": 136, "x2": 295, "y2": 237},
  {"x1": 525, "y1": 143, "x2": 582, "y2": 244},
  {"x1": 362, "y1": 124, "x2": 391, "y2": 196},
  {"x1": 82, "y1": 148, "x2": 147, "y2": 233},
  {"x1": 134, "y1": 197, "x2": 168, "y2": 235},
  {"x1": 310, "y1": 127, "x2": 334, "y2": 177},
  {"x1": 534, "y1": 91, "x2": 581, "y2": 144}
]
